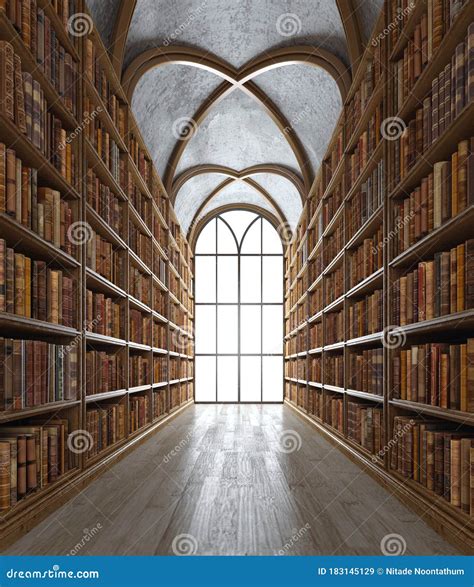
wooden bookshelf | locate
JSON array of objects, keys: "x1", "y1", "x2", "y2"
[
  {"x1": 0, "y1": 0, "x2": 193, "y2": 545},
  {"x1": 284, "y1": 3, "x2": 474, "y2": 553}
]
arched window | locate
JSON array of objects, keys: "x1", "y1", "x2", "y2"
[{"x1": 194, "y1": 210, "x2": 284, "y2": 402}]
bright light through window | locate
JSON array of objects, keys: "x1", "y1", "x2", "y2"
[{"x1": 194, "y1": 211, "x2": 284, "y2": 402}]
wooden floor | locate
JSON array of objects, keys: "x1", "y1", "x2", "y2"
[{"x1": 5, "y1": 404, "x2": 459, "y2": 555}]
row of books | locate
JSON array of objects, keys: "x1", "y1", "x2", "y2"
[
  {"x1": 347, "y1": 226, "x2": 383, "y2": 289},
  {"x1": 129, "y1": 310, "x2": 152, "y2": 346},
  {"x1": 391, "y1": 416, "x2": 473, "y2": 514},
  {"x1": 307, "y1": 386, "x2": 323, "y2": 419},
  {"x1": 392, "y1": 138, "x2": 473, "y2": 258},
  {"x1": 324, "y1": 264, "x2": 344, "y2": 304},
  {"x1": 284, "y1": 358, "x2": 305, "y2": 380},
  {"x1": 3, "y1": 0, "x2": 78, "y2": 115},
  {"x1": 85, "y1": 350, "x2": 124, "y2": 396},
  {"x1": 322, "y1": 183, "x2": 343, "y2": 231},
  {"x1": 0, "y1": 419, "x2": 73, "y2": 511},
  {"x1": 154, "y1": 285, "x2": 167, "y2": 316},
  {"x1": 309, "y1": 356, "x2": 322, "y2": 382},
  {"x1": 347, "y1": 288, "x2": 384, "y2": 338},
  {"x1": 392, "y1": 239, "x2": 474, "y2": 325},
  {"x1": 128, "y1": 134, "x2": 153, "y2": 189},
  {"x1": 393, "y1": 17, "x2": 473, "y2": 114},
  {"x1": 396, "y1": 32, "x2": 474, "y2": 182},
  {"x1": 324, "y1": 222, "x2": 344, "y2": 267},
  {"x1": 326, "y1": 395, "x2": 344, "y2": 433},
  {"x1": 309, "y1": 320, "x2": 323, "y2": 349},
  {"x1": 347, "y1": 161, "x2": 384, "y2": 241},
  {"x1": 85, "y1": 290, "x2": 124, "y2": 339},
  {"x1": 129, "y1": 394, "x2": 149, "y2": 433},
  {"x1": 129, "y1": 220, "x2": 152, "y2": 267},
  {"x1": 0, "y1": 338, "x2": 78, "y2": 410},
  {"x1": 153, "y1": 323, "x2": 167, "y2": 350},
  {"x1": 325, "y1": 309, "x2": 344, "y2": 345},
  {"x1": 309, "y1": 282, "x2": 323, "y2": 317},
  {"x1": 346, "y1": 105, "x2": 382, "y2": 190},
  {"x1": 345, "y1": 43, "x2": 384, "y2": 140},
  {"x1": 168, "y1": 358, "x2": 193, "y2": 381},
  {"x1": 86, "y1": 167, "x2": 123, "y2": 236},
  {"x1": 307, "y1": 210, "x2": 323, "y2": 253},
  {"x1": 0, "y1": 146, "x2": 77, "y2": 257},
  {"x1": 0, "y1": 242, "x2": 75, "y2": 326},
  {"x1": 347, "y1": 401, "x2": 384, "y2": 456},
  {"x1": 154, "y1": 389, "x2": 167, "y2": 419},
  {"x1": 86, "y1": 230, "x2": 126, "y2": 288},
  {"x1": 154, "y1": 356, "x2": 168, "y2": 383},
  {"x1": 129, "y1": 355, "x2": 150, "y2": 388},
  {"x1": 85, "y1": 109, "x2": 122, "y2": 186},
  {"x1": 0, "y1": 41, "x2": 78, "y2": 187},
  {"x1": 86, "y1": 404, "x2": 126, "y2": 458},
  {"x1": 324, "y1": 353, "x2": 344, "y2": 388},
  {"x1": 348, "y1": 348, "x2": 384, "y2": 396},
  {"x1": 129, "y1": 264, "x2": 151, "y2": 308},
  {"x1": 127, "y1": 175, "x2": 152, "y2": 230},
  {"x1": 170, "y1": 382, "x2": 188, "y2": 410},
  {"x1": 84, "y1": 39, "x2": 127, "y2": 140},
  {"x1": 321, "y1": 129, "x2": 343, "y2": 189},
  {"x1": 392, "y1": 340, "x2": 474, "y2": 412}
]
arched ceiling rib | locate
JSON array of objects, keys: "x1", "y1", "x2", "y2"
[{"x1": 85, "y1": 0, "x2": 384, "y2": 237}]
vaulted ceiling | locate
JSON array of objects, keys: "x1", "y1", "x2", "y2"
[{"x1": 85, "y1": 0, "x2": 384, "y2": 234}]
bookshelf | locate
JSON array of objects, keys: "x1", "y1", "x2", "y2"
[
  {"x1": 284, "y1": 4, "x2": 474, "y2": 553},
  {"x1": 0, "y1": 0, "x2": 193, "y2": 544}
]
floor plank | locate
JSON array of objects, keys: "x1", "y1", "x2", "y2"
[{"x1": 4, "y1": 404, "x2": 460, "y2": 555}]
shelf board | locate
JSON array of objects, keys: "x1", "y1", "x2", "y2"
[
  {"x1": 152, "y1": 382, "x2": 168, "y2": 389},
  {"x1": 345, "y1": 79, "x2": 384, "y2": 153},
  {"x1": 85, "y1": 139, "x2": 127, "y2": 201},
  {"x1": 85, "y1": 390, "x2": 127, "y2": 403},
  {"x1": 323, "y1": 202, "x2": 345, "y2": 239},
  {"x1": 129, "y1": 248, "x2": 152, "y2": 276},
  {"x1": 308, "y1": 347, "x2": 323, "y2": 355},
  {"x1": 129, "y1": 203, "x2": 153, "y2": 239},
  {"x1": 129, "y1": 384, "x2": 152, "y2": 394},
  {"x1": 0, "y1": 214, "x2": 80, "y2": 269},
  {"x1": 153, "y1": 347, "x2": 169, "y2": 355},
  {"x1": 324, "y1": 384, "x2": 345, "y2": 394},
  {"x1": 345, "y1": 389, "x2": 384, "y2": 403},
  {"x1": 308, "y1": 381, "x2": 323, "y2": 389},
  {"x1": 345, "y1": 205, "x2": 383, "y2": 251},
  {"x1": 128, "y1": 341, "x2": 152, "y2": 352},
  {"x1": 389, "y1": 103, "x2": 474, "y2": 199},
  {"x1": 390, "y1": 399, "x2": 474, "y2": 425},
  {"x1": 323, "y1": 249, "x2": 344, "y2": 276},
  {"x1": 324, "y1": 341, "x2": 345, "y2": 351},
  {"x1": 308, "y1": 309, "x2": 323, "y2": 324},
  {"x1": 345, "y1": 267, "x2": 384, "y2": 299},
  {"x1": 0, "y1": 400, "x2": 81, "y2": 423},
  {"x1": 85, "y1": 204, "x2": 128, "y2": 249},
  {"x1": 85, "y1": 331, "x2": 127, "y2": 347},
  {"x1": 397, "y1": 310, "x2": 474, "y2": 340},
  {"x1": 0, "y1": 112, "x2": 81, "y2": 199},
  {"x1": 86, "y1": 268, "x2": 127, "y2": 299},
  {"x1": 128, "y1": 295, "x2": 153, "y2": 314},
  {"x1": 323, "y1": 295, "x2": 345, "y2": 314},
  {"x1": 389, "y1": 206, "x2": 474, "y2": 268},
  {"x1": 346, "y1": 332, "x2": 383, "y2": 347},
  {"x1": 0, "y1": 313, "x2": 79, "y2": 341}
]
